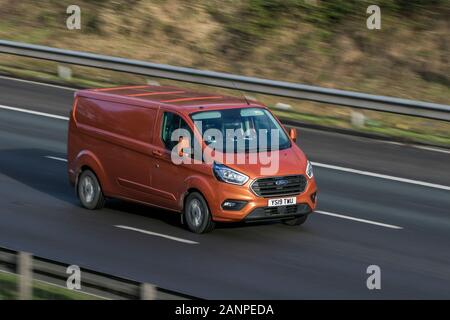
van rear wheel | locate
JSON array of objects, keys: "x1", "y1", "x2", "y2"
[
  {"x1": 77, "y1": 170, "x2": 105, "y2": 210},
  {"x1": 184, "y1": 192, "x2": 215, "y2": 234},
  {"x1": 282, "y1": 214, "x2": 308, "y2": 226}
]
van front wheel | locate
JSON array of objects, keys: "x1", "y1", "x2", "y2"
[
  {"x1": 184, "y1": 192, "x2": 215, "y2": 234},
  {"x1": 77, "y1": 170, "x2": 105, "y2": 210}
]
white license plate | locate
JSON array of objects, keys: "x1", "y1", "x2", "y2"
[{"x1": 268, "y1": 197, "x2": 296, "y2": 207}]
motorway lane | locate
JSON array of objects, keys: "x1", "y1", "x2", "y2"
[
  {"x1": 0, "y1": 78, "x2": 449, "y2": 298},
  {"x1": 0, "y1": 107, "x2": 449, "y2": 298}
]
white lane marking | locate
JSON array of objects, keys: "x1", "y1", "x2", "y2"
[
  {"x1": 45, "y1": 156, "x2": 67, "y2": 162},
  {"x1": 312, "y1": 162, "x2": 450, "y2": 191},
  {"x1": 316, "y1": 210, "x2": 403, "y2": 230},
  {"x1": 115, "y1": 225, "x2": 199, "y2": 245},
  {"x1": 381, "y1": 140, "x2": 405, "y2": 146},
  {"x1": 413, "y1": 145, "x2": 450, "y2": 155},
  {"x1": 0, "y1": 75, "x2": 76, "y2": 91},
  {"x1": 0, "y1": 104, "x2": 69, "y2": 121}
]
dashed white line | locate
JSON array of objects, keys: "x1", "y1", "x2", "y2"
[
  {"x1": 0, "y1": 104, "x2": 69, "y2": 121},
  {"x1": 115, "y1": 225, "x2": 199, "y2": 245},
  {"x1": 315, "y1": 210, "x2": 403, "y2": 230},
  {"x1": 312, "y1": 162, "x2": 450, "y2": 191},
  {"x1": 45, "y1": 156, "x2": 67, "y2": 162}
]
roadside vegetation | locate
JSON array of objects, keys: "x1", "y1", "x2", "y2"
[
  {"x1": 0, "y1": 271, "x2": 100, "y2": 300},
  {"x1": 0, "y1": 0, "x2": 448, "y2": 146}
]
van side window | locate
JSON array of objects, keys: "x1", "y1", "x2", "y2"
[{"x1": 161, "y1": 112, "x2": 192, "y2": 151}]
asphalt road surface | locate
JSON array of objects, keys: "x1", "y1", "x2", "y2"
[{"x1": 0, "y1": 75, "x2": 449, "y2": 299}]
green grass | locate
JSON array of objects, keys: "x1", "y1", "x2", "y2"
[
  {"x1": 0, "y1": 272, "x2": 16, "y2": 300},
  {"x1": 0, "y1": 271, "x2": 102, "y2": 300}
]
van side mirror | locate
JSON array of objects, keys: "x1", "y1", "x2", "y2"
[
  {"x1": 289, "y1": 128, "x2": 297, "y2": 143},
  {"x1": 177, "y1": 136, "x2": 191, "y2": 157}
]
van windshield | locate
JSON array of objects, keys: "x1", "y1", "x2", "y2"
[{"x1": 190, "y1": 108, "x2": 291, "y2": 153}]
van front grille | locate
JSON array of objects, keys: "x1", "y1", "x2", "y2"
[
  {"x1": 244, "y1": 203, "x2": 312, "y2": 221},
  {"x1": 263, "y1": 205, "x2": 299, "y2": 215},
  {"x1": 250, "y1": 175, "x2": 307, "y2": 197}
]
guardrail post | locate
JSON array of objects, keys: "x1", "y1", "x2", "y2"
[
  {"x1": 140, "y1": 283, "x2": 157, "y2": 300},
  {"x1": 17, "y1": 251, "x2": 32, "y2": 300},
  {"x1": 350, "y1": 111, "x2": 366, "y2": 128},
  {"x1": 57, "y1": 64, "x2": 72, "y2": 81}
]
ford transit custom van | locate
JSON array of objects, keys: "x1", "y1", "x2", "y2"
[{"x1": 68, "y1": 85, "x2": 318, "y2": 233}]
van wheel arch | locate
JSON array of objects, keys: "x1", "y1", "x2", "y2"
[{"x1": 182, "y1": 188, "x2": 205, "y2": 210}]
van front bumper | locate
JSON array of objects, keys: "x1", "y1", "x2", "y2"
[
  {"x1": 243, "y1": 203, "x2": 311, "y2": 222},
  {"x1": 210, "y1": 177, "x2": 317, "y2": 222}
]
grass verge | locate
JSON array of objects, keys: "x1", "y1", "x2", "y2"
[{"x1": 0, "y1": 271, "x2": 102, "y2": 300}]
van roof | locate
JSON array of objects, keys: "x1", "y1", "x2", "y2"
[{"x1": 76, "y1": 85, "x2": 265, "y2": 114}]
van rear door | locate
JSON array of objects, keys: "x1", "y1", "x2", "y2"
[{"x1": 75, "y1": 97, "x2": 158, "y2": 203}]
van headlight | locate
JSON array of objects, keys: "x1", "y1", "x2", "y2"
[
  {"x1": 306, "y1": 160, "x2": 314, "y2": 178},
  {"x1": 213, "y1": 162, "x2": 249, "y2": 185}
]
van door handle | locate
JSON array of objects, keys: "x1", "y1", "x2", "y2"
[{"x1": 152, "y1": 150, "x2": 163, "y2": 156}]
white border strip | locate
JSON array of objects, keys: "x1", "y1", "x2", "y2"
[
  {"x1": 316, "y1": 210, "x2": 403, "y2": 229},
  {"x1": 45, "y1": 156, "x2": 67, "y2": 162},
  {"x1": 413, "y1": 145, "x2": 450, "y2": 155},
  {"x1": 115, "y1": 225, "x2": 199, "y2": 245},
  {"x1": 0, "y1": 104, "x2": 69, "y2": 121}
]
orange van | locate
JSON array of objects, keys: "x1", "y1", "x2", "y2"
[{"x1": 67, "y1": 85, "x2": 318, "y2": 233}]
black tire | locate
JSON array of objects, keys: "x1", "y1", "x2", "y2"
[
  {"x1": 282, "y1": 214, "x2": 308, "y2": 226},
  {"x1": 77, "y1": 169, "x2": 105, "y2": 210},
  {"x1": 184, "y1": 192, "x2": 215, "y2": 234}
]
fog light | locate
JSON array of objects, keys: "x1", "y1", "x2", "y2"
[{"x1": 221, "y1": 200, "x2": 247, "y2": 211}]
